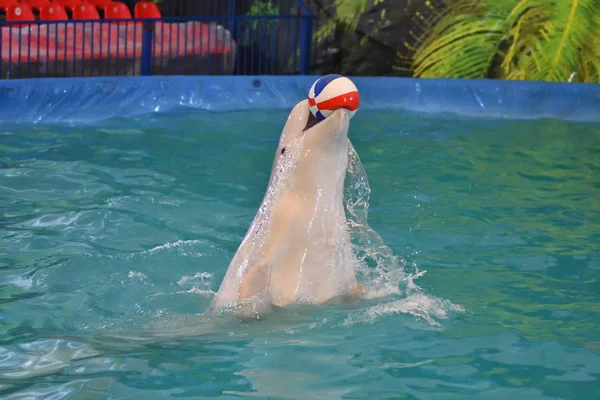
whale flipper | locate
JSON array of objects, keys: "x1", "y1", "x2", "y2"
[{"x1": 236, "y1": 262, "x2": 274, "y2": 320}]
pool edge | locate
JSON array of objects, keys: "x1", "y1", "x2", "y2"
[{"x1": 1, "y1": 76, "x2": 599, "y2": 124}]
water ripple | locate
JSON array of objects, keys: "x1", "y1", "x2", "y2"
[{"x1": 1, "y1": 112, "x2": 599, "y2": 398}]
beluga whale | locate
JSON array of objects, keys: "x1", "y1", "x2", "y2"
[{"x1": 212, "y1": 76, "x2": 364, "y2": 320}]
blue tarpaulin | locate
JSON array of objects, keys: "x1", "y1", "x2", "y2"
[{"x1": 0, "y1": 76, "x2": 598, "y2": 124}]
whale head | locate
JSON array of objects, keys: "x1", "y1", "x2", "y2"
[{"x1": 269, "y1": 100, "x2": 351, "y2": 194}]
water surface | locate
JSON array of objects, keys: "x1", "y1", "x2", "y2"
[{"x1": 1, "y1": 109, "x2": 599, "y2": 399}]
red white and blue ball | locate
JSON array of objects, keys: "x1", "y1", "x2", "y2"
[{"x1": 308, "y1": 74, "x2": 360, "y2": 122}]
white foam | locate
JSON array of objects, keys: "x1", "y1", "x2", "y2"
[
  {"x1": 343, "y1": 293, "x2": 466, "y2": 327},
  {"x1": 175, "y1": 288, "x2": 216, "y2": 297},
  {"x1": 177, "y1": 272, "x2": 213, "y2": 286},
  {"x1": 127, "y1": 271, "x2": 147, "y2": 280},
  {"x1": 176, "y1": 272, "x2": 215, "y2": 298},
  {"x1": 146, "y1": 239, "x2": 202, "y2": 253}
]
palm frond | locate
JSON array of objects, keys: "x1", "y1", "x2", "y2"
[
  {"x1": 500, "y1": 0, "x2": 552, "y2": 78},
  {"x1": 529, "y1": 0, "x2": 599, "y2": 82},
  {"x1": 314, "y1": 19, "x2": 338, "y2": 43},
  {"x1": 313, "y1": 0, "x2": 371, "y2": 45},
  {"x1": 412, "y1": 1, "x2": 514, "y2": 78},
  {"x1": 333, "y1": 0, "x2": 371, "y2": 32},
  {"x1": 579, "y1": 32, "x2": 600, "y2": 82},
  {"x1": 409, "y1": 0, "x2": 600, "y2": 83}
]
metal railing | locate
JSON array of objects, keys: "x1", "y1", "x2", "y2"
[
  {"x1": 150, "y1": 0, "x2": 308, "y2": 21},
  {"x1": 0, "y1": 8, "x2": 313, "y2": 78}
]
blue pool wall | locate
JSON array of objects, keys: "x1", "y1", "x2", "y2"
[{"x1": 0, "y1": 76, "x2": 598, "y2": 124}]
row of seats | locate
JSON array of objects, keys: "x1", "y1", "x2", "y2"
[
  {"x1": 1, "y1": 0, "x2": 161, "y2": 21},
  {"x1": 0, "y1": 0, "x2": 233, "y2": 72}
]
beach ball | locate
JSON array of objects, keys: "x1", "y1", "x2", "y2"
[{"x1": 308, "y1": 74, "x2": 360, "y2": 121}]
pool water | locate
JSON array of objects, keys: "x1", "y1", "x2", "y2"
[{"x1": 1, "y1": 109, "x2": 599, "y2": 399}]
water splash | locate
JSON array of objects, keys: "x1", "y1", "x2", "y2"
[
  {"x1": 342, "y1": 293, "x2": 466, "y2": 327},
  {"x1": 176, "y1": 272, "x2": 215, "y2": 297},
  {"x1": 144, "y1": 239, "x2": 206, "y2": 257},
  {"x1": 343, "y1": 142, "x2": 464, "y2": 325},
  {"x1": 344, "y1": 142, "x2": 418, "y2": 296},
  {"x1": 206, "y1": 137, "x2": 464, "y2": 325}
]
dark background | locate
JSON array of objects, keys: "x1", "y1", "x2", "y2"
[{"x1": 120, "y1": 0, "x2": 443, "y2": 77}]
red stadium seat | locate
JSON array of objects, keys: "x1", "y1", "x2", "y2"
[
  {"x1": 0, "y1": 0, "x2": 19, "y2": 12},
  {"x1": 72, "y1": 2, "x2": 100, "y2": 19},
  {"x1": 82, "y1": 0, "x2": 110, "y2": 18},
  {"x1": 85, "y1": 0, "x2": 111, "y2": 8},
  {"x1": 6, "y1": 4, "x2": 36, "y2": 22},
  {"x1": 20, "y1": 0, "x2": 51, "y2": 11},
  {"x1": 39, "y1": 4, "x2": 69, "y2": 21},
  {"x1": 134, "y1": 1, "x2": 160, "y2": 18},
  {"x1": 104, "y1": 1, "x2": 131, "y2": 19}
]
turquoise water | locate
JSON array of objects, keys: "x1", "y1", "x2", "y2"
[{"x1": 1, "y1": 109, "x2": 600, "y2": 399}]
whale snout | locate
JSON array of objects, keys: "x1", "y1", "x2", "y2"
[
  {"x1": 331, "y1": 108, "x2": 350, "y2": 128},
  {"x1": 324, "y1": 108, "x2": 350, "y2": 138},
  {"x1": 335, "y1": 108, "x2": 351, "y2": 117},
  {"x1": 303, "y1": 107, "x2": 350, "y2": 137}
]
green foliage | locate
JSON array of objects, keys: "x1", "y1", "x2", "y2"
[
  {"x1": 246, "y1": 0, "x2": 279, "y2": 30},
  {"x1": 411, "y1": 0, "x2": 600, "y2": 83},
  {"x1": 243, "y1": 0, "x2": 280, "y2": 45},
  {"x1": 313, "y1": 0, "x2": 372, "y2": 44}
]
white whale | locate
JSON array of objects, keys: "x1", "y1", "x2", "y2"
[{"x1": 212, "y1": 100, "x2": 365, "y2": 319}]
